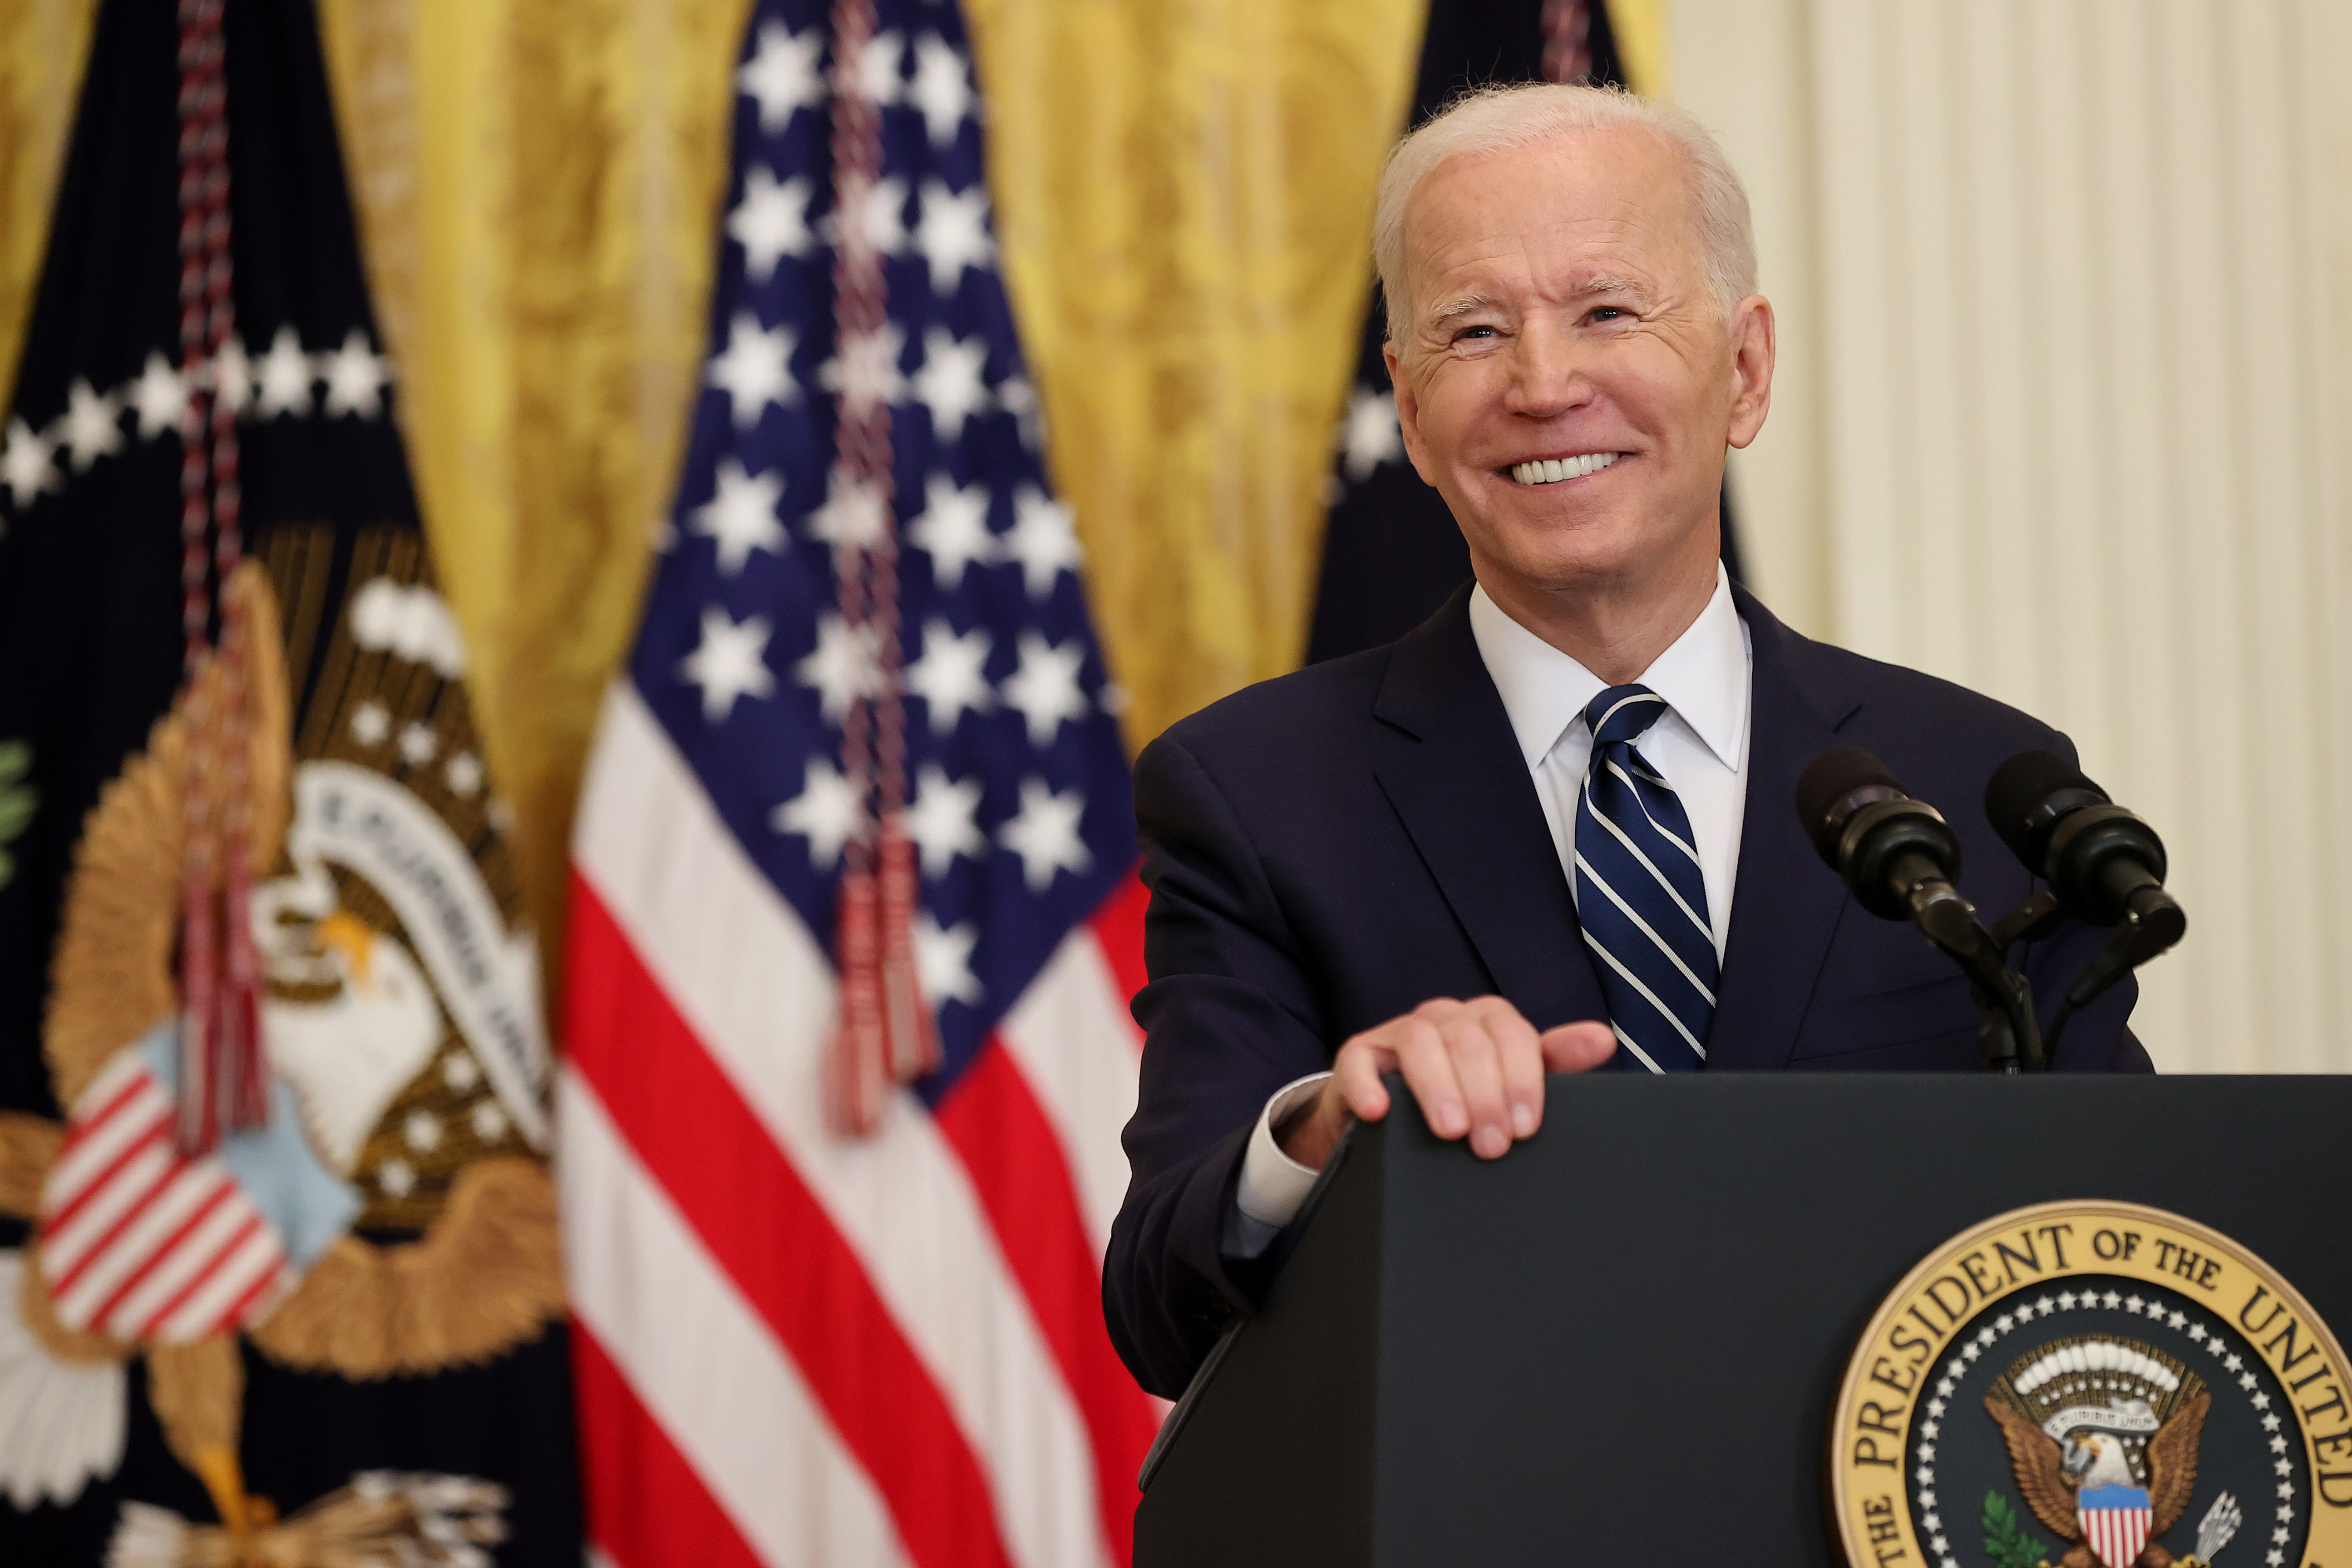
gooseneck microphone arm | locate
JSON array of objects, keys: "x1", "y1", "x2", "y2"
[{"x1": 1796, "y1": 748, "x2": 2046, "y2": 1073}]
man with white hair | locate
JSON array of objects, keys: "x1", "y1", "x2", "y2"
[{"x1": 1105, "y1": 84, "x2": 2150, "y2": 1398}]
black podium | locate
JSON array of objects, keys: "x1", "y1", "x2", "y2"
[{"x1": 1132, "y1": 1074, "x2": 2352, "y2": 1566}]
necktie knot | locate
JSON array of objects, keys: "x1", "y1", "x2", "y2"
[{"x1": 1586, "y1": 683, "x2": 1668, "y2": 749}]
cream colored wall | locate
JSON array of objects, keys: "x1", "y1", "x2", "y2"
[
  {"x1": 1672, "y1": 0, "x2": 1834, "y2": 641},
  {"x1": 1673, "y1": 0, "x2": 2352, "y2": 1071}
]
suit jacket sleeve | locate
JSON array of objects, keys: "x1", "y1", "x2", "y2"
[{"x1": 1105, "y1": 729, "x2": 1340, "y2": 1398}]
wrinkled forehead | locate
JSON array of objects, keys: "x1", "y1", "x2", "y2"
[{"x1": 1399, "y1": 126, "x2": 1701, "y2": 307}]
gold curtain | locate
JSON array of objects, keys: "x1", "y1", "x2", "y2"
[
  {"x1": 310, "y1": 0, "x2": 754, "y2": 981},
  {"x1": 1609, "y1": 0, "x2": 1671, "y2": 97},
  {"x1": 0, "y1": 0, "x2": 99, "y2": 405},
  {"x1": 964, "y1": 0, "x2": 1421, "y2": 749}
]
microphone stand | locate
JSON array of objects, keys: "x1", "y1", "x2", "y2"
[
  {"x1": 1985, "y1": 887, "x2": 2180, "y2": 1060},
  {"x1": 1911, "y1": 882, "x2": 2045, "y2": 1074}
]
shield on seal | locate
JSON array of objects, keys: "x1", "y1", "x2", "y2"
[{"x1": 2080, "y1": 1484, "x2": 2154, "y2": 1567}]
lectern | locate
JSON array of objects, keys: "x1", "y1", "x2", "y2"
[{"x1": 1133, "y1": 1075, "x2": 2352, "y2": 1566}]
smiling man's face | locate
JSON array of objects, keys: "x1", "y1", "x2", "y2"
[{"x1": 1385, "y1": 125, "x2": 1772, "y2": 619}]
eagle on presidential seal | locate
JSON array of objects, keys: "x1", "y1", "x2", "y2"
[
  {"x1": 0, "y1": 537, "x2": 558, "y2": 1564},
  {"x1": 1985, "y1": 1335, "x2": 2243, "y2": 1568}
]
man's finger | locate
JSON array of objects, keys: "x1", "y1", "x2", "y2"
[
  {"x1": 1538, "y1": 1019, "x2": 1619, "y2": 1074},
  {"x1": 1482, "y1": 1002, "x2": 1547, "y2": 1139},
  {"x1": 1441, "y1": 1009, "x2": 1511, "y2": 1159},
  {"x1": 1391, "y1": 1014, "x2": 1466, "y2": 1139},
  {"x1": 1334, "y1": 1035, "x2": 1395, "y2": 1123}
]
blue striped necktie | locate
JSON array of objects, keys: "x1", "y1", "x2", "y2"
[{"x1": 1573, "y1": 684, "x2": 1716, "y2": 1072}]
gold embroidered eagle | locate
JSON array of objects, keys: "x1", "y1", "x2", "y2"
[{"x1": 1985, "y1": 1389, "x2": 2210, "y2": 1568}]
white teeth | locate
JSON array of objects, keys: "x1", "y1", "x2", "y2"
[{"x1": 1511, "y1": 452, "x2": 1621, "y2": 485}]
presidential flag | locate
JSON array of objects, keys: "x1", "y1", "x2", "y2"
[
  {"x1": 557, "y1": 0, "x2": 1159, "y2": 1565},
  {"x1": 0, "y1": 2, "x2": 576, "y2": 1562}
]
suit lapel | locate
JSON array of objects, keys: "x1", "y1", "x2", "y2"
[
  {"x1": 1364, "y1": 583, "x2": 1863, "y2": 1070},
  {"x1": 1707, "y1": 586, "x2": 1859, "y2": 1069},
  {"x1": 1369, "y1": 589, "x2": 1610, "y2": 1036}
]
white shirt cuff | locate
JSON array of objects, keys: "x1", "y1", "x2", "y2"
[{"x1": 1224, "y1": 1073, "x2": 1332, "y2": 1257}]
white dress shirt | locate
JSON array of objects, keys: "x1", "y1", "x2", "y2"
[{"x1": 1226, "y1": 565, "x2": 1755, "y2": 1254}]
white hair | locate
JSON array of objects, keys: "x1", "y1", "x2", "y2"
[{"x1": 1373, "y1": 83, "x2": 1757, "y2": 342}]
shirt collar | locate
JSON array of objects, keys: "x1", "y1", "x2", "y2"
[{"x1": 1466, "y1": 562, "x2": 1749, "y2": 771}]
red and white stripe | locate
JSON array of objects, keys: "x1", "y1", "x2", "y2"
[
  {"x1": 560, "y1": 684, "x2": 1161, "y2": 1568},
  {"x1": 2081, "y1": 1502, "x2": 2150, "y2": 1568},
  {"x1": 36, "y1": 1049, "x2": 293, "y2": 1342}
]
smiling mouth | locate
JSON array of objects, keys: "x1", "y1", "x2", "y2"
[{"x1": 1508, "y1": 452, "x2": 1624, "y2": 486}]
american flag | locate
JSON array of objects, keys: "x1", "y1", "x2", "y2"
[{"x1": 557, "y1": 0, "x2": 1159, "y2": 1565}]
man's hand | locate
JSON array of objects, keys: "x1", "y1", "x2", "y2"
[{"x1": 1274, "y1": 996, "x2": 1616, "y2": 1172}]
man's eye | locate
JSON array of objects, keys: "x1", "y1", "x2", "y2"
[
  {"x1": 1589, "y1": 306, "x2": 1627, "y2": 323},
  {"x1": 1455, "y1": 325, "x2": 1497, "y2": 341}
]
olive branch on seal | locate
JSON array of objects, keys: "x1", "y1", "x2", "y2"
[
  {"x1": 0, "y1": 739, "x2": 34, "y2": 891},
  {"x1": 1983, "y1": 1489, "x2": 2053, "y2": 1568}
]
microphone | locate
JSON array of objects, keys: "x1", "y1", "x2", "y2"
[
  {"x1": 1795, "y1": 747, "x2": 1971, "y2": 935},
  {"x1": 1982, "y1": 750, "x2": 2186, "y2": 949},
  {"x1": 1798, "y1": 747, "x2": 2046, "y2": 1072}
]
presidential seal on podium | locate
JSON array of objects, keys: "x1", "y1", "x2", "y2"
[{"x1": 1832, "y1": 1201, "x2": 2352, "y2": 1568}]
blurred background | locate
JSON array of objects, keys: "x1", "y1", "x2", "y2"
[{"x1": 3, "y1": 2, "x2": 2346, "y2": 1059}]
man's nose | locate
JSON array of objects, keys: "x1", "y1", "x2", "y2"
[{"x1": 1503, "y1": 324, "x2": 1596, "y2": 418}]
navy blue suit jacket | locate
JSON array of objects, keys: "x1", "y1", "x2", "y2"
[{"x1": 1104, "y1": 583, "x2": 2151, "y2": 1398}]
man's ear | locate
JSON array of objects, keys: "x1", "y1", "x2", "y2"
[
  {"x1": 1383, "y1": 340, "x2": 1442, "y2": 488},
  {"x1": 1726, "y1": 294, "x2": 1776, "y2": 450}
]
